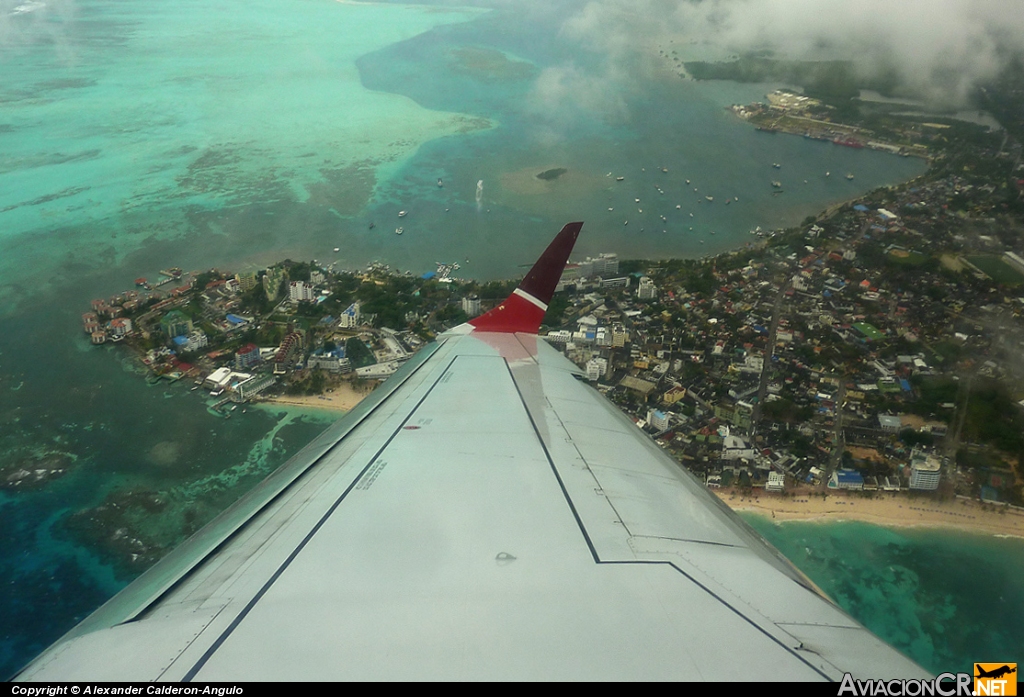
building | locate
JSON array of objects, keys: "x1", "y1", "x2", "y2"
[
  {"x1": 637, "y1": 276, "x2": 657, "y2": 300},
  {"x1": 230, "y1": 374, "x2": 276, "y2": 403},
  {"x1": 647, "y1": 409, "x2": 670, "y2": 431},
  {"x1": 108, "y1": 317, "x2": 133, "y2": 338},
  {"x1": 339, "y1": 303, "x2": 361, "y2": 329},
  {"x1": 829, "y1": 470, "x2": 865, "y2": 490},
  {"x1": 585, "y1": 357, "x2": 607, "y2": 381},
  {"x1": 662, "y1": 386, "x2": 686, "y2": 405},
  {"x1": 909, "y1": 448, "x2": 941, "y2": 491},
  {"x1": 461, "y1": 295, "x2": 481, "y2": 317},
  {"x1": 289, "y1": 281, "x2": 315, "y2": 302},
  {"x1": 274, "y1": 332, "x2": 305, "y2": 368},
  {"x1": 878, "y1": 414, "x2": 902, "y2": 433},
  {"x1": 235, "y1": 343, "x2": 261, "y2": 370},
  {"x1": 308, "y1": 355, "x2": 351, "y2": 373},
  {"x1": 612, "y1": 324, "x2": 629, "y2": 347},
  {"x1": 173, "y1": 331, "x2": 208, "y2": 353},
  {"x1": 160, "y1": 310, "x2": 193, "y2": 339},
  {"x1": 263, "y1": 267, "x2": 288, "y2": 302},
  {"x1": 766, "y1": 471, "x2": 785, "y2": 492},
  {"x1": 236, "y1": 271, "x2": 259, "y2": 292}
]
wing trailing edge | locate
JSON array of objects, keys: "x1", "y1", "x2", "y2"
[{"x1": 467, "y1": 221, "x2": 583, "y2": 334}]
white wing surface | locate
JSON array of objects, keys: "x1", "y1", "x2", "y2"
[{"x1": 17, "y1": 223, "x2": 928, "y2": 681}]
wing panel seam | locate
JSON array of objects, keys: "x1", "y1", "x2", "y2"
[{"x1": 179, "y1": 353, "x2": 459, "y2": 682}]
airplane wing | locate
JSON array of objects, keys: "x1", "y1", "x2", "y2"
[{"x1": 16, "y1": 223, "x2": 929, "y2": 681}]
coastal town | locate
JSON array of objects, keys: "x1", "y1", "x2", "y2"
[{"x1": 75, "y1": 86, "x2": 1024, "y2": 540}]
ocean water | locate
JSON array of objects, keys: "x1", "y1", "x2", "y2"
[
  {"x1": 743, "y1": 515, "x2": 1024, "y2": 674},
  {"x1": 0, "y1": 0, "x2": 978, "y2": 678}
]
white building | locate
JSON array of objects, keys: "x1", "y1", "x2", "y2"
[
  {"x1": 289, "y1": 281, "x2": 315, "y2": 302},
  {"x1": 339, "y1": 303, "x2": 361, "y2": 329},
  {"x1": 461, "y1": 295, "x2": 481, "y2": 317},
  {"x1": 766, "y1": 471, "x2": 785, "y2": 492},
  {"x1": 637, "y1": 276, "x2": 657, "y2": 300},
  {"x1": 585, "y1": 357, "x2": 607, "y2": 381},
  {"x1": 647, "y1": 409, "x2": 670, "y2": 431},
  {"x1": 909, "y1": 448, "x2": 941, "y2": 490}
]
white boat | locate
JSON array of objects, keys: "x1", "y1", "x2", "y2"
[
  {"x1": 705, "y1": 196, "x2": 713, "y2": 202},
  {"x1": 846, "y1": 173, "x2": 855, "y2": 180},
  {"x1": 333, "y1": 247, "x2": 340, "y2": 253},
  {"x1": 398, "y1": 210, "x2": 407, "y2": 218},
  {"x1": 395, "y1": 227, "x2": 404, "y2": 235}
]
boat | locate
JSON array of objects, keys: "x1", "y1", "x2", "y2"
[
  {"x1": 395, "y1": 227, "x2": 404, "y2": 235},
  {"x1": 369, "y1": 222, "x2": 375, "y2": 229},
  {"x1": 398, "y1": 211, "x2": 407, "y2": 218},
  {"x1": 685, "y1": 179, "x2": 690, "y2": 185},
  {"x1": 616, "y1": 176, "x2": 625, "y2": 181},
  {"x1": 705, "y1": 196, "x2": 713, "y2": 202},
  {"x1": 661, "y1": 167, "x2": 668, "y2": 173},
  {"x1": 771, "y1": 181, "x2": 782, "y2": 188},
  {"x1": 833, "y1": 137, "x2": 864, "y2": 148},
  {"x1": 333, "y1": 247, "x2": 340, "y2": 253},
  {"x1": 772, "y1": 163, "x2": 781, "y2": 169},
  {"x1": 437, "y1": 178, "x2": 443, "y2": 188},
  {"x1": 846, "y1": 173, "x2": 855, "y2": 180}
]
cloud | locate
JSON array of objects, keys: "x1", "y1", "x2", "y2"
[{"x1": 556, "y1": 0, "x2": 1024, "y2": 106}]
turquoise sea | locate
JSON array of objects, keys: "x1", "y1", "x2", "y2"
[{"x1": 1, "y1": 0, "x2": 1014, "y2": 678}]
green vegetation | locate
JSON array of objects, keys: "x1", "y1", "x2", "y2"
[
  {"x1": 345, "y1": 337, "x2": 376, "y2": 369},
  {"x1": 965, "y1": 256, "x2": 1024, "y2": 285}
]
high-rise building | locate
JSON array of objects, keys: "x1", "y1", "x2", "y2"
[
  {"x1": 909, "y1": 448, "x2": 941, "y2": 490},
  {"x1": 289, "y1": 281, "x2": 315, "y2": 302},
  {"x1": 461, "y1": 295, "x2": 481, "y2": 317},
  {"x1": 637, "y1": 276, "x2": 657, "y2": 300}
]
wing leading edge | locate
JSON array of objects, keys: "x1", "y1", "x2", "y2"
[{"x1": 16, "y1": 223, "x2": 928, "y2": 681}]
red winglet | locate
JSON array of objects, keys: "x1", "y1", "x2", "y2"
[{"x1": 468, "y1": 222, "x2": 583, "y2": 334}]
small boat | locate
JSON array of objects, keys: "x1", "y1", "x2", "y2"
[
  {"x1": 616, "y1": 176, "x2": 624, "y2": 181},
  {"x1": 661, "y1": 167, "x2": 668, "y2": 173},
  {"x1": 846, "y1": 173, "x2": 855, "y2": 180},
  {"x1": 437, "y1": 178, "x2": 444, "y2": 187},
  {"x1": 675, "y1": 204, "x2": 681, "y2": 209},
  {"x1": 771, "y1": 181, "x2": 782, "y2": 188},
  {"x1": 333, "y1": 247, "x2": 340, "y2": 252},
  {"x1": 368, "y1": 222, "x2": 375, "y2": 229},
  {"x1": 395, "y1": 227, "x2": 404, "y2": 235},
  {"x1": 705, "y1": 196, "x2": 713, "y2": 202},
  {"x1": 685, "y1": 179, "x2": 691, "y2": 185},
  {"x1": 398, "y1": 210, "x2": 407, "y2": 218},
  {"x1": 825, "y1": 171, "x2": 830, "y2": 177},
  {"x1": 608, "y1": 207, "x2": 614, "y2": 211},
  {"x1": 635, "y1": 198, "x2": 641, "y2": 203},
  {"x1": 772, "y1": 163, "x2": 781, "y2": 169}
]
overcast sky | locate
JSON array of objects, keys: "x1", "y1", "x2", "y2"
[{"x1": 559, "y1": 0, "x2": 1024, "y2": 106}]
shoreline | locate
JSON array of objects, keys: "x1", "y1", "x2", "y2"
[
  {"x1": 715, "y1": 489, "x2": 1024, "y2": 539},
  {"x1": 257, "y1": 381, "x2": 375, "y2": 413}
]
